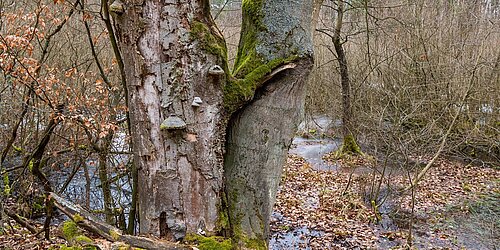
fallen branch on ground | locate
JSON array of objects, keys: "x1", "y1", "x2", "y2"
[
  {"x1": 49, "y1": 192, "x2": 188, "y2": 250},
  {"x1": 4, "y1": 208, "x2": 38, "y2": 234}
]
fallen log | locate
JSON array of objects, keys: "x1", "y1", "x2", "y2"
[
  {"x1": 49, "y1": 192, "x2": 189, "y2": 250},
  {"x1": 4, "y1": 208, "x2": 38, "y2": 234}
]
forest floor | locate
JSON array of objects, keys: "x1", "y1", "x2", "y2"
[
  {"x1": 269, "y1": 151, "x2": 499, "y2": 250},
  {"x1": 0, "y1": 140, "x2": 498, "y2": 250}
]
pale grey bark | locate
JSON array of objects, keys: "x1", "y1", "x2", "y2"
[
  {"x1": 224, "y1": 0, "x2": 318, "y2": 245},
  {"x1": 114, "y1": 0, "x2": 226, "y2": 240},
  {"x1": 224, "y1": 61, "x2": 312, "y2": 241}
]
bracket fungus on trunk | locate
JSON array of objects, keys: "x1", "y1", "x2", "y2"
[
  {"x1": 191, "y1": 97, "x2": 203, "y2": 107},
  {"x1": 208, "y1": 65, "x2": 224, "y2": 76},
  {"x1": 160, "y1": 115, "x2": 187, "y2": 131},
  {"x1": 109, "y1": 0, "x2": 124, "y2": 15}
]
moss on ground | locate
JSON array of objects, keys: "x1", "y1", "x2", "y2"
[
  {"x1": 59, "y1": 246, "x2": 80, "y2": 250},
  {"x1": 61, "y1": 220, "x2": 96, "y2": 249},
  {"x1": 62, "y1": 220, "x2": 79, "y2": 241},
  {"x1": 74, "y1": 235, "x2": 93, "y2": 244},
  {"x1": 242, "y1": 238, "x2": 267, "y2": 250},
  {"x1": 184, "y1": 234, "x2": 233, "y2": 250},
  {"x1": 57, "y1": 245, "x2": 98, "y2": 250},
  {"x1": 109, "y1": 229, "x2": 121, "y2": 241},
  {"x1": 73, "y1": 214, "x2": 84, "y2": 223}
]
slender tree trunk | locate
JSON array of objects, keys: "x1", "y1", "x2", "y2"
[
  {"x1": 113, "y1": 0, "x2": 318, "y2": 247},
  {"x1": 333, "y1": 0, "x2": 351, "y2": 138},
  {"x1": 28, "y1": 111, "x2": 61, "y2": 239},
  {"x1": 332, "y1": 0, "x2": 361, "y2": 155},
  {"x1": 98, "y1": 151, "x2": 114, "y2": 224}
]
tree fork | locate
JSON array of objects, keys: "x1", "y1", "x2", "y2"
[{"x1": 112, "y1": 0, "x2": 319, "y2": 248}]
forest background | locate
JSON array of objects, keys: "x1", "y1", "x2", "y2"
[{"x1": 0, "y1": 0, "x2": 498, "y2": 249}]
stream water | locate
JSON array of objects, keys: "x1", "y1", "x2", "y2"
[
  {"x1": 47, "y1": 132, "x2": 132, "y2": 224},
  {"x1": 288, "y1": 137, "x2": 341, "y2": 171},
  {"x1": 270, "y1": 135, "x2": 401, "y2": 249},
  {"x1": 270, "y1": 133, "x2": 497, "y2": 249},
  {"x1": 270, "y1": 136, "x2": 340, "y2": 249}
]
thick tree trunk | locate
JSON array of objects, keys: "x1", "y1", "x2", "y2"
[
  {"x1": 224, "y1": 61, "x2": 312, "y2": 245},
  {"x1": 224, "y1": 0, "x2": 316, "y2": 247},
  {"x1": 113, "y1": 0, "x2": 317, "y2": 247},
  {"x1": 114, "y1": 1, "x2": 227, "y2": 240}
]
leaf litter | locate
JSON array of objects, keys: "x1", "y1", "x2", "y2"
[
  {"x1": 270, "y1": 153, "x2": 499, "y2": 250},
  {"x1": 0, "y1": 155, "x2": 497, "y2": 249}
]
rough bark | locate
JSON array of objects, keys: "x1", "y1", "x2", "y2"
[
  {"x1": 113, "y1": 0, "x2": 317, "y2": 247},
  {"x1": 114, "y1": 0, "x2": 227, "y2": 240}
]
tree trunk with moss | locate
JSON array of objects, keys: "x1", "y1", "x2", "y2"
[
  {"x1": 112, "y1": 0, "x2": 318, "y2": 247},
  {"x1": 332, "y1": 0, "x2": 362, "y2": 156}
]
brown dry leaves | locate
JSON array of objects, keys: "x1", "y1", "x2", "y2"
[
  {"x1": 0, "y1": 224, "x2": 65, "y2": 250},
  {"x1": 272, "y1": 155, "x2": 379, "y2": 249},
  {"x1": 395, "y1": 158, "x2": 499, "y2": 221},
  {"x1": 272, "y1": 154, "x2": 499, "y2": 249}
]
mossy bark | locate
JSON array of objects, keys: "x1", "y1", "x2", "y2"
[
  {"x1": 114, "y1": 0, "x2": 318, "y2": 248},
  {"x1": 335, "y1": 133, "x2": 363, "y2": 157},
  {"x1": 223, "y1": 0, "x2": 318, "y2": 247}
]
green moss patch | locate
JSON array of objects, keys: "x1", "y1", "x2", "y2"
[
  {"x1": 224, "y1": 56, "x2": 296, "y2": 113},
  {"x1": 3, "y1": 173, "x2": 11, "y2": 195},
  {"x1": 12, "y1": 145, "x2": 23, "y2": 153},
  {"x1": 243, "y1": 238, "x2": 267, "y2": 250},
  {"x1": 233, "y1": 0, "x2": 265, "y2": 77},
  {"x1": 73, "y1": 214, "x2": 84, "y2": 223},
  {"x1": 74, "y1": 235, "x2": 93, "y2": 244},
  {"x1": 62, "y1": 220, "x2": 80, "y2": 241},
  {"x1": 59, "y1": 245, "x2": 81, "y2": 250},
  {"x1": 331, "y1": 134, "x2": 364, "y2": 159},
  {"x1": 109, "y1": 229, "x2": 121, "y2": 241},
  {"x1": 61, "y1": 220, "x2": 95, "y2": 249},
  {"x1": 184, "y1": 234, "x2": 233, "y2": 250},
  {"x1": 190, "y1": 21, "x2": 228, "y2": 64}
]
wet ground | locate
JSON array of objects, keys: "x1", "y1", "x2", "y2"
[
  {"x1": 288, "y1": 137, "x2": 341, "y2": 171},
  {"x1": 270, "y1": 134, "x2": 499, "y2": 249}
]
